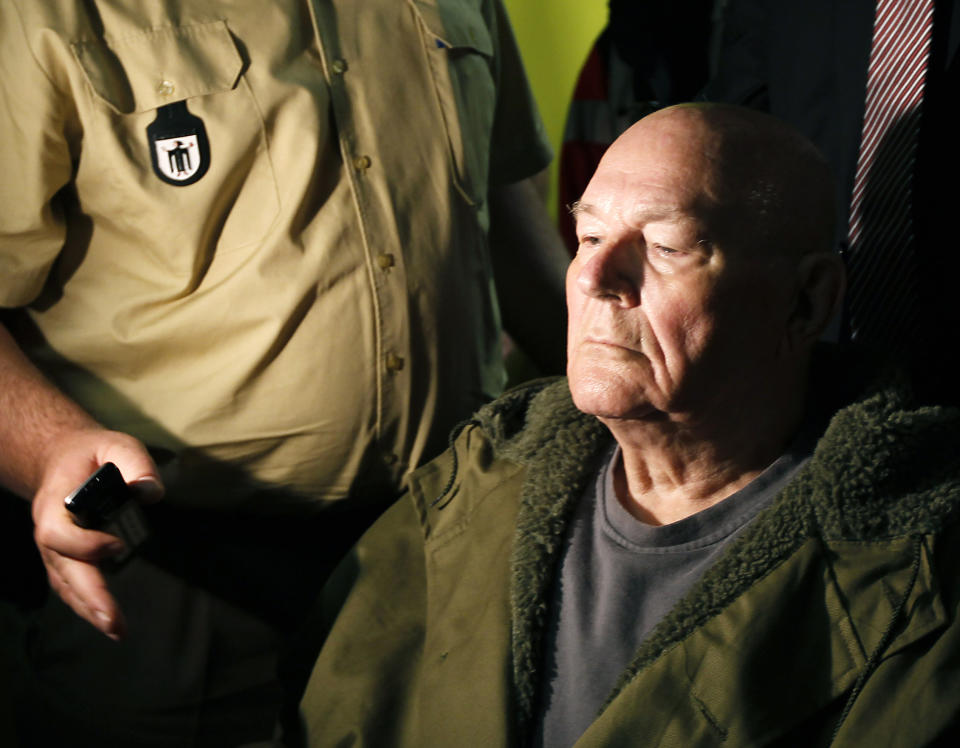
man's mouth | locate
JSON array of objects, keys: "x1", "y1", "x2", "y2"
[{"x1": 582, "y1": 337, "x2": 642, "y2": 354}]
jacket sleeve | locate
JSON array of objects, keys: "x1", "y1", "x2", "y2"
[{"x1": 299, "y1": 485, "x2": 433, "y2": 746}]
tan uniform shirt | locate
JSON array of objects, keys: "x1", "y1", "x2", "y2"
[{"x1": 0, "y1": 0, "x2": 551, "y2": 510}]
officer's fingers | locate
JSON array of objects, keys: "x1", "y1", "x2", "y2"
[
  {"x1": 33, "y1": 500, "x2": 125, "y2": 562},
  {"x1": 33, "y1": 501, "x2": 127, "y2": 638},
  {"x1": 41, "y1": 554, "x2": 100, "y2": 629},
  {"x1": 39, "y1": 547, "x2": 126, "y2": 640},
  {"x1": 38, "y1": 428, "x2": 165, "y2": 507},
  {"x1": 97, "y1": 434, "x2": 165, "y2": 504}
]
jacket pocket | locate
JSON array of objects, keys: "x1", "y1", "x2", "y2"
[
  {"x1": 70, "y1": 19, "x2": 280, "y2": 276},
  {"x1": 410, "y1": 0, "x2": 496, "y2": 206}
]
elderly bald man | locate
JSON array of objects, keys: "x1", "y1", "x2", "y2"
[{"x1": 299, "y1": 104, "x2": 960, "y2": 747}]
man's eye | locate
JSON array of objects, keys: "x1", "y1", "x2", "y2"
[
  {"x1": 652, "y1": 244, "x2": 680, "y2": 256},
  {"x1": 579, "y1": 235, "x2": 602, "y2": 247}
]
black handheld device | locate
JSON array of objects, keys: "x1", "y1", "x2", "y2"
[{"x1": 64, "y1": 462, "x2": 149, "y2": 564}]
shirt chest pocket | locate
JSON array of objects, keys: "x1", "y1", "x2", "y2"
[
  {"x1": 411, "y1": 0, "x2": 496, "y2": 206},
  {"x1": 71, "y1": 20, "x2": 279, "y2": 276}
]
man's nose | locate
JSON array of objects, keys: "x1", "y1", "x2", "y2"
[{"x1": 576, "y1": 238, "x2": 643, "y2": 307}]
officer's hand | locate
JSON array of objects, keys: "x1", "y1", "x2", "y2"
[{"x1": 31, "y1": 428, "x2": 164, "y2": 640}]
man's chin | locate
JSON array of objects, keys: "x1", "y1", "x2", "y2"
[{"x1": 569, "y1": 379, "x2": 659, "y2": 422}]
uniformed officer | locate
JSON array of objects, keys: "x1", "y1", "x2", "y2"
[{"x1": 0, "y1": 1, "x2": 567, "y2": 744}]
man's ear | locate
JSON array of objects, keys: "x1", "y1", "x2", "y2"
[{"x1": 782, "y1": 252, "x2": 846, "y2": 354}]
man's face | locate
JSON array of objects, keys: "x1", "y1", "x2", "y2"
[{"x1": 566, "y1": 115, "x2": 791, "y2": 424}]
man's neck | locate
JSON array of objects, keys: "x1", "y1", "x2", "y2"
[{"x1": 604, "y1": 382, "x2": 807, "y2": 527}]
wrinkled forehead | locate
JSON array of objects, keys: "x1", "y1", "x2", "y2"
[{"x1": 574, "y1": 133, "x2": 722, "y2": 229}]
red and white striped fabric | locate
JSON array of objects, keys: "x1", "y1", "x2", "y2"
[{"x1": 845, "y1": 0, "x2": 934, "y2": 350}]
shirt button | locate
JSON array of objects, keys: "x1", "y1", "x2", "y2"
[
  {"x1": 157, "y1": 79, "x2": 176, "y2": 96},
  {"x1": 330, "y1": 58, "x2": 348, "y2": 75},
  {"x1": 353, "y1": 155, "x2": 372, "y2": 172},
  {"x1": 385, "y1": 352, "x2": 405, "y2": 372},
  {"x1": 376, "y1": 253, "x2": 395, "y2": 269}
]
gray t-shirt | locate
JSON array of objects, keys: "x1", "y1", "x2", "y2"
[{"x1": 535, "y1": 439, "x2": 813, "y2": 748}]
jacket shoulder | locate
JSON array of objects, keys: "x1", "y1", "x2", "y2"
[
  {"x1": 804, "y1": 368, "x2": 960, "y2": 540},
  {"x1": 409, "y1": 377, "x2": 605, "y2": 541}
]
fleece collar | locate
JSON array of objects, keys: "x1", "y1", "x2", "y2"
[{"x1": 470, "y1": 349, "x2": 960, "y2": 735}]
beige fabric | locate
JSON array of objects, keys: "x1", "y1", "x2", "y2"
[{"x1": 0, "y1": 0, "x2": 551, "y2": 509}]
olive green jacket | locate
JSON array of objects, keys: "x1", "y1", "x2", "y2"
[{"x1": 301, "y1": 357, "x2": 960, "y2": 746}]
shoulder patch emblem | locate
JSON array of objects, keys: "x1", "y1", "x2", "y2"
[{"x1": 146, "y1": 100, "x2": 211, "y2": 186}]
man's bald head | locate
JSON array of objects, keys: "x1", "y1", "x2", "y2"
[{"x1": 594, "y1": 103, "x2": 836, "y2": 261}]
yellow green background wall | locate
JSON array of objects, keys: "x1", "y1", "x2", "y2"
[{"x1": 501, "y1": 0, "x2": 608, "y2": 217}]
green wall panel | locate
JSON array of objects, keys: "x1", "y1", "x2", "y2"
[{"x1": 501, "y1": 0, "x2": 607, "y2": 217}]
